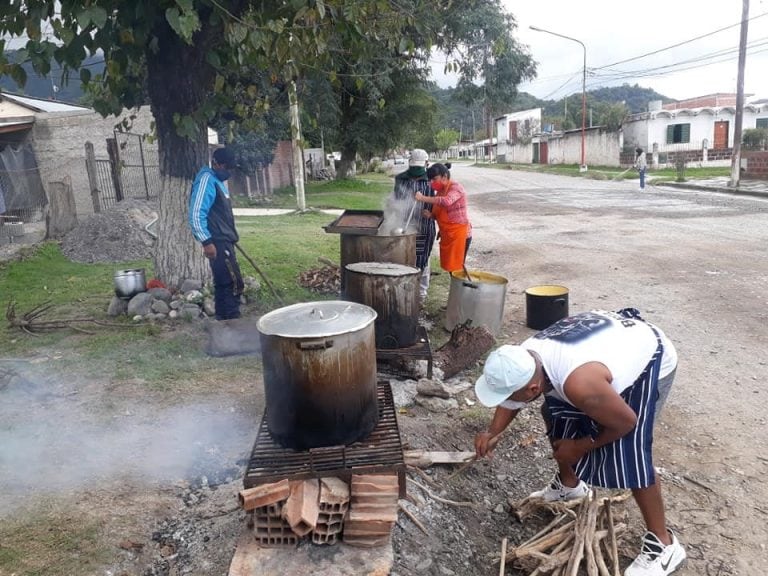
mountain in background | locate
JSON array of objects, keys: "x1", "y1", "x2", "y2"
[
  {"x1": 0, "y1": 50, "x2": 103, "y2": 105},
  {"x1": 430, "y1": 83, "x2": 674, "y2": 140}
]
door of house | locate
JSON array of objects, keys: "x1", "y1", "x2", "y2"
[
  {"x1": 714, "y1": 121, "x2": 729, "y2": 149},
  {"x1": 540, "y1": 141, "x2": 549, "y2": 164},
  {"x1": 532, "y1": 143, "x2": 540, "y2": 164}
]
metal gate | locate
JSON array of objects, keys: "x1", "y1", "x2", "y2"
[{"x1": 85, "y1": 132, "x2": 161, "y2": 212}]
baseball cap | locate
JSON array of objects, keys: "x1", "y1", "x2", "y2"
[
  {"x1": 409, "y1": 149, "x2": 429, "y2": 167},
  {"x1": 474, "y1": 345, "x2": 536, "y2": 407},
  {"x1": 212, "y1": 147, "x2": 237, "y2": 168}
]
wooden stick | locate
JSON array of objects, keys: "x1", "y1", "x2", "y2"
[
  {"x1": 499, "y1": 537, "x2": 508, "y2": 576},
  {"x1": 518, "y1": 513, "x2": 570, "y2": 549},
  {"x1": 398, "y1": 502, "x2": 429, "y2": 535},
  {"x1": 406, "y1": 464, "x2": 441, "y2": 489},
  {"x1": 566, "y1": 498, "x2": 588, "y2": 576},
  {"x1": 606, "y1": 499, "x2": 621, "y2": 576},
  {"x1": 584, "y1": 497, "x2": 600, "y2": 576},
  {"x1": 235, "y1": 243, "x2": 284, "y2": 304},
  {"x1": 403, "y1": 450, "x2": 476, "y2": 468},
  {"x1": 407, "y1": 478, "x2": 476, "y2": 508},
  {"x1": 593, "y1": 537, "x2": 612, "y2": 576},
  {"x1": 444, "y1": 455, "x2": 478, "y2": 482}
]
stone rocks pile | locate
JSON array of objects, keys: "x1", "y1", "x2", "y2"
[{"x1": 107, "y1": 277, "x2": 260, "y2": 321}]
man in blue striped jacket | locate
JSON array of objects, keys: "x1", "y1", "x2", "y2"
[
  {"x1": 188, "y1": 147, "x2": 244, "y2": 320},
  {"x1": 474, "y1": 309, "x2": 686, "y2": 576}
]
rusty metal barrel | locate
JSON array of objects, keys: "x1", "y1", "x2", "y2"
[
  {"x1": 343, "y1": 262, "x2": 420, "y2": 349},
  {"x1": 339, "y1": 232, "x2": 417, "y2": 293}
]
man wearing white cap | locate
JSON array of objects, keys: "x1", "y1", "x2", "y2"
[
  {"x1": 392, "y1": 149, "x2": 436, "y2": 301},
  {"x1": 473, "y1": 309, "x2": 685, "y2": 576}
]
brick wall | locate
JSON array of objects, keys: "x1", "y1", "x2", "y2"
[
  {"x1": 743, "y1": 151, "x2": 768, "y2": 179},
  {"x1": 30, "y1": 108, "x2": 155, "y2": 217},
  {"x1": 267, "y1": 140, "x2": 294, "y2": 191}
]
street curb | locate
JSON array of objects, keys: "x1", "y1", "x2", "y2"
[{"x1": 656, "y1": 181, "x2": 768, "y2": 200}]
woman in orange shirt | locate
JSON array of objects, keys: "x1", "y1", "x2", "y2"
[{"x1": 415, "y1": 163, "x2": 472, "y2": 272}]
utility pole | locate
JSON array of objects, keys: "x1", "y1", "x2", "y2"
[
  {"x1": 730, "y1": 0, "x2": 750, "y2": 187},
  {"x1": 471, "y1": 109, "x2": 477, "y2": 164}
]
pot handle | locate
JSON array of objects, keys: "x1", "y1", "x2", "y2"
[
  {"x1": 554, "y1": 298, "x2": 567, "y2": 306},
  {"x1": 462, "y1": 281, "x2": 480, "y2": 289},
  {"x1": 298, "y1": 339, "x2": 335, "y2": 351}
]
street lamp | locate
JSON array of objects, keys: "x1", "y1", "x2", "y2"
[{"x1": 530, "y1": 26, "x2": 587, "y2": 171}]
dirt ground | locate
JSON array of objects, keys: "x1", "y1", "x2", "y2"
[{"x1": 1, "y1": 165, "x2": 767, "y2": 576}]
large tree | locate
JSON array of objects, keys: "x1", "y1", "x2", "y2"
[
  {"x1": 440, "y1": 0, "x2": 537, "y2": 142},
  {"x1": 0, "y1": 0, "x2": 435, "y2": 286}
]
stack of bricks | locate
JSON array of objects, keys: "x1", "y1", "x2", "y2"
[
  {"x1": 312, "y1": 477, "x2": 350, "y2": 545},
  {"x1": 237, "y1": 473, "x2": 399, "y2": 548},
  {"x1": 343, "y1": 473, "x2": 400, "y2": 548},
  {"x1": 238, "y1": 479, "x2": 298, "y2": 547}
]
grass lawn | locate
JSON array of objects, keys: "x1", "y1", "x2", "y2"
[{"x1": 0, "y1": 176, "x2": 396, "y2": 355}]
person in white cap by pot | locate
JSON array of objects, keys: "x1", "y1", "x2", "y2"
[
  {"x1": 473, "y1": 308, "x2": 685, "y2": 576},
  {"x1": 392, "y1": 149, "x2": 436, "y2": 302}
]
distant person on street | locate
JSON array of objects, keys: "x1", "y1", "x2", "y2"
[
  {"x1": 473, "y1": 308, "x2": 685, "y2": 576},
  {"x1": 188, "y1": 147, "x2": 244, "y2": 320},
  {"x1": 635, "y1": 147, "x2": 648, "y2": 191},
  {"x1": 415, "y1": 162, "x2": 472, "y2": 273},
  {"x1": 392, "y1": 149, "x2": 436, "y2": 301}
]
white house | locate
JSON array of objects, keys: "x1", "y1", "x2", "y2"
[
  {"x1": 623, "y1": 93, "x2": 768, "y2": 167},
  {"x1": 495, "y1": 108, "x2": 542, "y2": 163}
]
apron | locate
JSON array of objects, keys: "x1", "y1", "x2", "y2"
[
  {"x1": 433, "y1": 204, "x2": 469, "y2": 272},
  {"x1": 545, "y1": 308, "x2": 664, "y2": 489}
]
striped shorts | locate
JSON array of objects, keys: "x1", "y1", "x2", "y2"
[{"x1": 543, "y1": 348, "x2": 672, "y2": 490}]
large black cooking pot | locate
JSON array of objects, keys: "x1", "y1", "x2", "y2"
[
  {"x1": 525, "y1": 285, "x2": 569, "y2": 330},
  {"x1": 257, "y1": 301, "x2": 379, "y2": 450}
]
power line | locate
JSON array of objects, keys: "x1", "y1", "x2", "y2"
[{"x1": 593, "y1": 10, "x2": 768, "y2": 70}]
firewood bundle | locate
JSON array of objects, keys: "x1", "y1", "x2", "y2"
[
  {"x1": 297, "y1": 262, "x2": 340, "y2": 294},
  {"x1": 502, "y1": 491, "x2": 632, "y2": 576}
]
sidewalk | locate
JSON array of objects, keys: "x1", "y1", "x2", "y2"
[
  {"x1": 233, "y1": 208, "x2": 343, "y2": 216},
  {"x1": 656, "y1": 176, "x2": 768, "y2": 199}
]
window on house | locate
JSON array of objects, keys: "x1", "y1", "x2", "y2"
[
  {"x1": 757, "y1": 118, "x2": 768, "y2": 129},
  {"x1": 666, "y1": 123, "x2": 691, "y2": 144}
]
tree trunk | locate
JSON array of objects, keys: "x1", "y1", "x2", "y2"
[{"x1": 144, "y1": 23, "x2": 214, "y2": 289}]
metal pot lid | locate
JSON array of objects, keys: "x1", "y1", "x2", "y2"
[
  {"x1": 257, "y1": 301, "x2": 377, "y2": 338},
  {"x1": 346, "y1": 262, "x2": 420, "y2": 277}
]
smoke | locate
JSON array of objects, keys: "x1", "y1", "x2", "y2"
[
  {"x1": 0, "y1": 361, "x2": 256, "y2": 515},
  {"x1": 380, "y1": 194, "x2": 418, "y2": 236}
]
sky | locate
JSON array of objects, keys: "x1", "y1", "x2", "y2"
[{"x1": 431, "y1": 0, "x2": 768, "y2": 103}]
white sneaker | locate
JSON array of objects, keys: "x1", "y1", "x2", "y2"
[
  {"x1": 625, "y1": 530, "x2": 686, "y2": 576},
  {"x1": 528, "y1": 474, "x2": 592, "y2": 502}
]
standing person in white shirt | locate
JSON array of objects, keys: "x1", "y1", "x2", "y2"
[{"x1": 636, "y1": 147, "x2": 648, "y2": 191}]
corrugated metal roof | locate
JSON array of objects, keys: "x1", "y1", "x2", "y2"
[{"x1": 1, "y1": 93, "x2": 91, "y2": 113}]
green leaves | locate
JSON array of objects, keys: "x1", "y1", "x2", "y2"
[
  {"x1": 165, "y1": 3, "x2": 201, "y2": 43},
  {"x1": 76, "y1": 6, "x2": 108, "y2": 29}
]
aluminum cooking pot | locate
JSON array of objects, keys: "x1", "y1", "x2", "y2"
[{"x1": 114, "y1": 268, "x2": 147, "y2": 299}]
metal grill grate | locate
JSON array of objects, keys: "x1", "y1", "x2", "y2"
[
  {"x1": 376, "y1": 325, "x2": 433, "y2": 378},
  {"x1": 244, "y1": 381, "x2": 405, "y2": 496}
]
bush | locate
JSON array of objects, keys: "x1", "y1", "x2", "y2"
[{"x1": 742, "y1": 128, "x2": 768, "y2": 150}]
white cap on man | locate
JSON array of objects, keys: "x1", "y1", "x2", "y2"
[
  {"x1": 474, "y1": 345, "x2": 536, "y2": 407},
  {"x1": 409, "y1": 149, "x2": 429, "y2": 167}
]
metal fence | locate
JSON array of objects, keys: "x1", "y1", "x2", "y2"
[{"x1": 85, "y1": 132, "x2": 161, "y2": 212}]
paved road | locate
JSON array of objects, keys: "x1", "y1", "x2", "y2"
[{"x1": 449, "y1": 162, "x2": 767, "y2": 575}]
